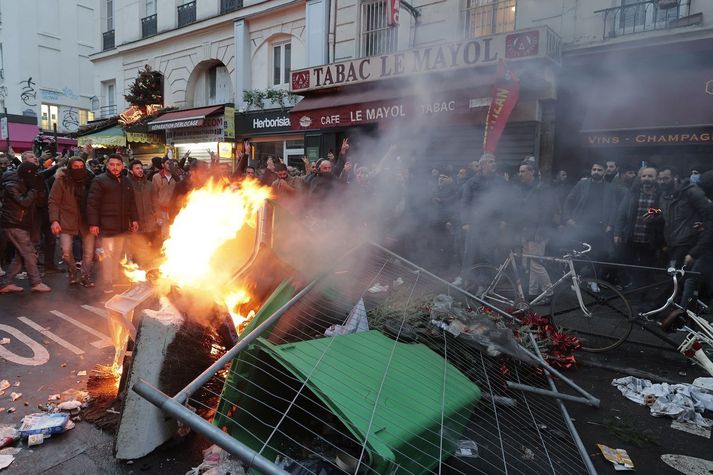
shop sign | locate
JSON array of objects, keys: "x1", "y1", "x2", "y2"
[
  {"x1": 165, "y1": 116, "x2": 228, "y2": 143},
  {"x1": 291, "y1": 27, "x2": 554, "y2": 93},
  {"x1": 224, "y1": 107, "x2": 235, "y2": 139},
  {"x1": 237, "y1": 110, "x2": 293, "y2": 134},
  {"x1": 292, "y1": 93, "x2": 485, "y2": 130},
  {"x1": 387, "y1": 0, "x2": 399, "y2": 26},
  {"x1": 583, "y1": 126, "x2": 713, "y2": 147}
]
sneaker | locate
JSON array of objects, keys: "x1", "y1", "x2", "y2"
[
  {"x1": 31, "y1": 283, "x2": 52, "y2": 293},
  {"x1": 80, "y1": 276, "x2": 95, "y2": 288},
  {"x1": 15, "y1": 272, "x2": 27, "y2": 280},
  {"x1": 0, "y1": 283, "x2": 23, "y2": 293},
  {"x1": 451, "y1": 276, "x2": 463, "y2": 287}
]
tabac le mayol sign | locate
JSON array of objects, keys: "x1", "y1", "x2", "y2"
[{"x1": 291, "y1": 27, "x2": 553, "y2": 93}]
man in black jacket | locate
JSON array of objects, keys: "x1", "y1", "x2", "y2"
[
  {"x1": 613, "y1": 167, "x2": 662, "y2": 284},
  {"x1": 0, "y1": 158, "x2": 52, "y2": 292},
  {"x1": 87, "y1": 154, "x2": 139, "y2": 292}
]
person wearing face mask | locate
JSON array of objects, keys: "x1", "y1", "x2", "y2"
[
  {"x1": 48, "y1": 157, "x2": 95, "y2": 286},
  {"x1": 690, "y1": 169, "x2": 701, "y2": 184},
  {"x1": 563, "y1": 162, "x2": 618, "y2": 264},
  {"x1": 652, "y1": 167, "x2": 712, "y2": 269},
  {"x1": 613, "y1": 167, "x2": 663, "y2": 286},
  {"x1": 0, "y1": 155, "x2": 52, "y2": 292}
]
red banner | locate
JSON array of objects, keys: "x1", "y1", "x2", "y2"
[{"x1": 482, "y1": 59, "x2": 519, "y2": 154}]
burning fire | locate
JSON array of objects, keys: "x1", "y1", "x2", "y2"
[{"x1": 120, "y1": 178, "x2": 271, "y2": 332}]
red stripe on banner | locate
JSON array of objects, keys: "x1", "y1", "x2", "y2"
[{"x1": 483, "y1": 59, "x2": 520, "y2": 154}]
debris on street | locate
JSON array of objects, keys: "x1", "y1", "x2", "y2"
[
  {"x1": 598, "y1": 444, "x2": 634, "y2": 471},
  {"x1": 0, "y1": 454, "x2": 14, "y2": 470},
  {"x1": 9, "y1": 393, "x2": 21, "y2": 402},
  {"x1": 0, "y1": 338, "x2": 9, "y2": 345},
  {"x1": 186, "y1": 444, "x2": 245, "y2": 475},
  {"x1": 612, "y1": 376, "x2": 713, "y2": 427},
  {"x1": 19, "y1": 413, "x2": 70, "y2": 438},
  {"x1": 0, "y1": 381, "x2": 9, "y2": 395}
]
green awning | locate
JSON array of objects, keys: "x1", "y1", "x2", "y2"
[{"x1": 77, "y1": 126, "x2": 126, "y2": 147}]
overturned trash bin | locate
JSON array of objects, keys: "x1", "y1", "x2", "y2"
[{"x1": 215, "y1": 330, "x2": 480, "y2": 475}]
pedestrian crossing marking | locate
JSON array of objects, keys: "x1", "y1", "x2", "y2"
[
  {"x1": 80, "y1": 304, "x2": 108, "y2": 319},
  {"x1": 50, "y1": 310, "x2": 112, "y2": 349},
  {"x1": 0, "y1": 324, "x2": 50, "y2": 366},
  {"x1": 18, "y1": 317, "x2": 85, "y2": 355}
]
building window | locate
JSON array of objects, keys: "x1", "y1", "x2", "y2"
[
  {"x1": 41, "y1": 104, "x2": 59, "y2": 131},
  {"x1": 145, "y1": 0, "x2": 156, "y2": 16},
  {"x1": 464, "y1": 0, "x2": 516, "y2": 38},
  {"x1": 360, "y1": 0, "x2": 397, "y2": 57},
  {"x1": 100, "y1": 81, "x2": 116, "y2": 118},
  {"x1": 272, "y1": 42, "x2": 291, "y2": 86},
  {"x1": 79, "y1": 110, "x2": 95, "y2": 125},
  {"x1": 106, "y1": 0, "x2": 114, "y2": 30}
]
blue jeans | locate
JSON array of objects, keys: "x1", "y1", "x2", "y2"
[
  {"x1": 2, "y1": 228, "x2": 42, "y2": 286},
  {"x1": 102, "y1": 235, "x2": 126, "y2": 286}
]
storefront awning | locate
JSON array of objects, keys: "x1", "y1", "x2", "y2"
[
  {"x1": 77, "y1": 126, "x2": 127, "y2": 147},
  {"x1": 6, "y1": 123, "x2": 40, "y2": 150},
  {"x1": 147, "y1": 105, "x2": 223, "y2": 131},
  {"x1": 290, "y1": 85, "x2": 493, "y2": 130}
]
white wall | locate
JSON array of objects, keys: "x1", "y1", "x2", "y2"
[{"x1": 0, "y1": 0, "x2": 98, "y2": 132}]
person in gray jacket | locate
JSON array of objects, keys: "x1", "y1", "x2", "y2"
[{"x1": 127, "y1": 160, "x2": 160, "y2": 268}]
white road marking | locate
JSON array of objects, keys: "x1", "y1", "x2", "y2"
[
  {"x1": 80, "y1": 305, "x2": 108, "y2": 319},
  {"x1": 18, "y1": 317, "x2": 85, "y2": 355},
  {"x1": 50, "y1": 310, "x2": 113, "y2": 349},
  {"x1": 0, "y1": 324, "x2": 50, "y2": 366}
]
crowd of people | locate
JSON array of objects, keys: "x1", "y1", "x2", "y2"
[{"x1": 1, "y1": 141, "x2": 713, "y2": 329}]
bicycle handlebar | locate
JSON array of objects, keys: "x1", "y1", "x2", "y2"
[
  {"x1": 570, "y1": 242, "x2": 592, "y2": 257},
  {"x1": 639, "y1": 267, "x2": 685, "y2": 318}
]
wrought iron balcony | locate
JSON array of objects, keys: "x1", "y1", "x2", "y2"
[
  {"x1": 99, "y1": 104, "x2": 117, "y2": 119},
  {"x1": 220, "y1": 0, "x2": 243, "y2": 14},
  {"x1": 464, "y1": 0, "x2": 516, "y2": 38},
  {"x1": 595, "y1": 0, "x2": 698, "y2": 39},
  {"x1": 178, "y1": 1, "x2": 196, "y2": 27},
  {"x1": 141, "y1": 14, "x2": 157, "y2": 38},
  {"x1": 102, "y1": 29, "x2": 115, "y2": 50}
]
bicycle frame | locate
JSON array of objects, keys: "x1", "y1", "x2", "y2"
[
  {"x1": 637, "y1": 269, "x2": 713, "y2": 376},
  {"x1": 484, "y1": 250, "x2": 592, "y2": 317}
]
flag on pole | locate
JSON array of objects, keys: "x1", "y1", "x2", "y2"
[{"x1": 483, "y1": 59, "x2": 520, "y2": 154}]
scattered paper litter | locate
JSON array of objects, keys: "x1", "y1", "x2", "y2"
[
  {"x1": 57, "y1": 400, "x2": 82, "y2": 411},
  {"x1": 598, "y1": 444, "x2": 634, "y2": 471},
  {"x1": 0, "y1": 338, "x2": 9, "y2": 345},
  {"x1": 0, "y1": 454, "x2": 14, "y2": 470},
  {"x1": 76, "y1": 371, "x2": 87, "y2": 377},
  {"x1": 0, "y1": 381, "x2": 9, "y2": 393},
  {"x1": 12, "y1": 382, "x2": 19, "y2": 388},
  {"x1": 48, "y1": 394, "x2": 60, "y2": 401},
  {"x1": 9, "y1": 393, "x2": 21, "y2": 402}
]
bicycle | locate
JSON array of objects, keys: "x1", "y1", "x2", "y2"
[
  {"x1": 472, "y1": 243, "x2": 634, "y2": 352},
  {"x1": 631, "y1": 268, "x2": 713, "y2": 376}
]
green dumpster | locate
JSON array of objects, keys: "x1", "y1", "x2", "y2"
[{"x1": 218, "y1": 330, "x2": 481, "y2": 474}]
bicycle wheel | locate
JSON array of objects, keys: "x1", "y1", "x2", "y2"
[
  {"x1": 468, "y1": 264, "x2": 518, "y2": 307},
  {"x1": 550, "y1": 277, "x2": 633, "y2": 352}
]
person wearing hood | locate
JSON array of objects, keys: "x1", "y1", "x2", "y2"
[
  {"x1": 0, "y1": 153, "x2": 52, "y2": 292},
  {"x1": 48, "y1": 156, "x2": 95, "y2": 286},
  {"x1": 660, "y1": 170, "x2": 713, "y2": 331}
]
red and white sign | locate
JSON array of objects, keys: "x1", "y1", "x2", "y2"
[
  {"x1": 290, "y1": 27, "x2": 557, "y2": 93},
  {"x1": 387, "y1": 0, "x2": 400, "y2": 26}
]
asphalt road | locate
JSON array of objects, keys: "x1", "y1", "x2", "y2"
[
  {"x1": 0, "y1": 272, "x2": 204, "y2": 474},
  {"x1": 1, "y1": 271, "x2": 712, "y2": 474}
]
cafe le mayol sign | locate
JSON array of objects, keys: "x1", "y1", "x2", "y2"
[{"x1": 291, "y1": 27, "x2": 555, "y2": 93}]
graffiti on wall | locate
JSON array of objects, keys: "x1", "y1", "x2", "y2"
[{"x1": 19, "y1": 77, "x2": 37, "y2": 106}]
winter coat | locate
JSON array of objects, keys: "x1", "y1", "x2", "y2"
[
  {"x1": 511, "y1": 182, "x2": 560, "y2": 242},
  {"x1": 0, "y1": 170, "x2": 39, "y2": 231},
  {"x1": 659, "y1": 181, "x2": 713, "y2": 250},
  {"x1": 87, "y1": 172, "x2": 138, "y2": 237},
  {"x1": 460, "y1": 174, "x2": 511, "y2": 227},
  {"x1": 563, "y1": 178, "x2": 618, "y2": 228},
  {"x1": 613, "y1": 185, "x2": 663, "y2": 245},
  {"x1": 152, "y1": 170, "x2": 176, "y2": 211},
  {"x1": 129, "y1": 174, "x2": 159, "y2": 234},
  {"x1": 48, "y1": 168, "x2": 92, "y2": 235}
]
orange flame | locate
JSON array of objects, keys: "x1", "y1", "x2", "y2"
[{"x1": 120, "y1": 256, "x2": 147, "y2": 283}]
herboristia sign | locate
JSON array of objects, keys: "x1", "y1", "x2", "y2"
[{"x1": 290, "y1": 27, "x2": 559, "y2": 93}]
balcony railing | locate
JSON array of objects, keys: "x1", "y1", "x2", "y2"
[
  {"x1": 102, "y1": 29, "x2": 115, "y2": 50},
  {"x1": 220, "y1": 0, "x2": 243, "y2": 14},
  {"x1": 595, "y1": 0, "x2": 697, "y2": 39},
  {"x1": 360, "y1": 0, "x2": 397, "y2": 57},
  {"x1": 141, "y1": 14, "x2": 157, "y2": 38},
  {"x1": 464, "y1": 0, "x2": 516, "y2": 38},
  {"x1": 177, "y1": 1, "x2": 196, "y2": 27},
  {"x1": 99, "y1": 104, "x2": 117, "y2": 119}
]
